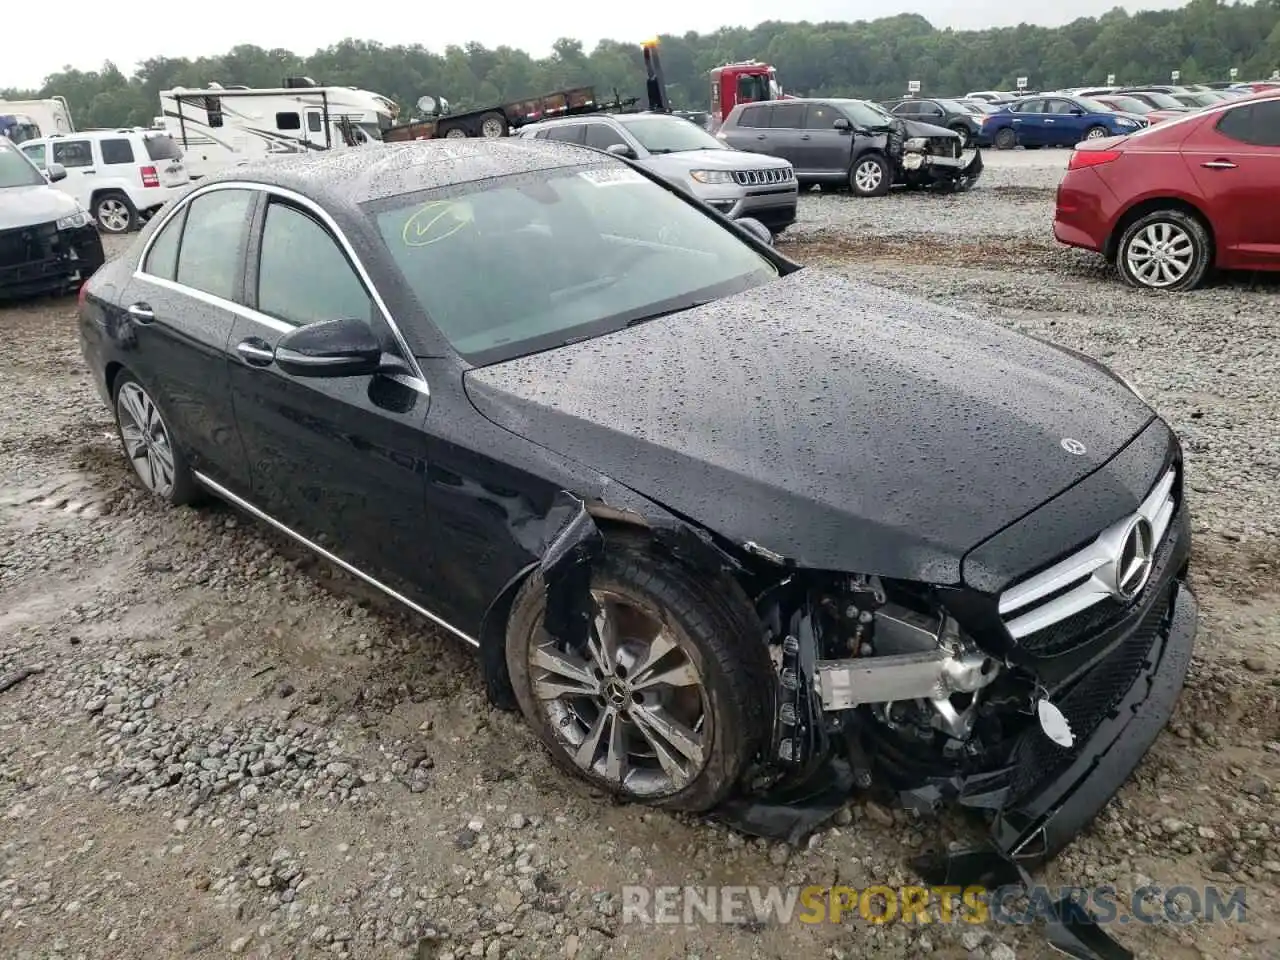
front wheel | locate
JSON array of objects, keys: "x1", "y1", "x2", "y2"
[
  {"x1": 1084, "y1": 125, "x2": 1110, "y2": 142},
  {"x1": 505, "y1": 535, "x2": 771, "y2": 812},
  {"x1": 113, "y1": 373, "x2": 201, "y2": 505},
  {"x1": 1115, "y1": 209, "x2": 1212, "y2": 291},
  {"x1": 849, "y1": 154, "x2": 891, "y2": 197},
  {"x1": 949, "y1": 125, "x2": 970, "y2": 149}
]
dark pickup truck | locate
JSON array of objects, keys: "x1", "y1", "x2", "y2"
[{"x1": 383, "y1": 86, "x2": 602, "y2": 141}]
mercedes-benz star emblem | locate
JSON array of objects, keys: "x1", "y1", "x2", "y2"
[
  {"x1": 1060, "y1": 437, "x2": 1087, "y2": 456},
  {"x1": 1112, "y1": 516, "x2": 1155, "y2": 600}
]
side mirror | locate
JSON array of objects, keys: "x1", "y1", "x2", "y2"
[
  {"x1": 735, "y1": 217, "x2": 773, "y2": 246},
  {"x1": 606, "y1": 143, "x2": 637, "y2": 159},
  {"x1": 832, "y1": 117, "x2": 852, "y2": 132},
  {"x1": 1069, "y1": 108, "x2": 1084, "y2": 116},
  {"x1": 274, "y1": 317, "x2": 385, "y2": 378},
  {"x1": 46, "y1": 162, "x2": 67, "y2": 183}
]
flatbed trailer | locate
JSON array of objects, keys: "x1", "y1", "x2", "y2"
[{"x1": 383, "y1": 85, "x2": 602, "y2": 141}]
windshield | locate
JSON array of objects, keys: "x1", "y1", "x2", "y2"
[
  {"x1": 1138, "y1": 91, "x2": 1186, "y2": 110},
  {"x1": 621, "y1": 115, "x2": 725, "y2": 153},
  {"x1": 1073, "y1": 95, "x2": 1114, "y2": 113},
  {"x1": 1101, "y1": 96, "x2": 1151, "y2": 114},
  {"x1": 833, "y1": 99, "x2": 895, "y2": 127},
  {"x1": 737, "y1": 74, "x2": 771, "y2": 103},
  {"x1": 368, "y1": 165, "x2": 778, "y2": 365},
  {"x1": 0, "y1": 142, "x2": 45, "y2": 188}
]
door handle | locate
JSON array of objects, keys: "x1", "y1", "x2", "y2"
[
  {"x1": 236, "y1": 338, "x2": 275, "y2": 367},
  {"x1": 1012, "y1": 119, "x2": 1022, "y2": 123},
  {"x1": 1200, "y1": 159, "x2": 1236, "y2": 169},
  {"x1": 1044, "y1": 119, "x2": 1055, "y2": 123},
  {"x1": 82, "y1": 169, "x2": 96, "y2": 174},
  {"x1": 126, "y1": 303, "x2": 154, "y2": 323},
  {"x1": 756, "y1": 134, "x2": 767, "y2": 140},
  {"x1": 799, "y1": 134, "x2": 811, "y2": 140}
]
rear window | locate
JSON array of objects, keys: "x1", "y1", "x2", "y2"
[
  {"x1": 144, "y1": 135, "x2": 182, "y2": 161},
  {"x1": 100, "y1": 138, "x2": 135, "y2": 165}
]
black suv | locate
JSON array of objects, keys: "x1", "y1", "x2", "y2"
[{"x1": 879, "y1": 97, "x2": 991, "y2": 148}]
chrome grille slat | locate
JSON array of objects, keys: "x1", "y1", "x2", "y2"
[
  {"x1": 731, "y1": 167, "x2": 794, "y2": 186},
  {"x1": 999, "y1": 467, "x2": 1178, "y2": 640}
]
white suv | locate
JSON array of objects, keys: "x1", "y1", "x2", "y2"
[{"x1": 19, "y1": 129, "x2": 190, "y2": 234}]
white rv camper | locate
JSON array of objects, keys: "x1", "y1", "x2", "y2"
[
  {"x1": 0, "y1": 97, "x2": 75, "y2": 138},
  {"x1": 158, "y1": 78, "x2": 398, "y2": 179}
]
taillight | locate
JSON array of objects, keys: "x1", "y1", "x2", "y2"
[
  {"x1": 140, "y1": 165, "x2": 160, "y2": 187},
  {"x1": 1068, "y1": 149, "x2": 1122, "y2": 171},
  {"x1": 77, "y1": 281, "x2": 90, "y2": 309}
]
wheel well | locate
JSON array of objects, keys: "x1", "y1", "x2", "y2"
[
  {"x1": 90, "y1": 187, "x2": 130, "y2": 209},
  {"x1": 104, "y1": 361, "x2": 125, "y2": 400},
  {"x1": 1105, "y1": 198, "x2": 1215, "y2": 261}
]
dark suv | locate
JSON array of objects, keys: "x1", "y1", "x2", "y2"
[
  {"x1": 880, "y1": 97, "x2": 991, "y2": 148},
  {"x1": 717, "y1": 98, "x2": 979, "y2": 197}
]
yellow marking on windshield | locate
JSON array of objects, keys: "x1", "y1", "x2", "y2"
[{"x1": 401, "y1": 200, "x2": 473, "y2": 247}]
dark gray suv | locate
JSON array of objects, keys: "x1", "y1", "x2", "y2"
[{"x1": 717, "y1": 98, "x2": 981, "y2": 197}]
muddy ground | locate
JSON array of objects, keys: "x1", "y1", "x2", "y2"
[{"x1": 2, "y1": 151, "x2": 1278, "y2": 960}]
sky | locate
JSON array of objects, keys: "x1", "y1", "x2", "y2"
[{"x1": 2, "y1": 0, "x2": 1186, "y2": 90}]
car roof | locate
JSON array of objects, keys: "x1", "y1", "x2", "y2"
[
  {"x1": 202, "y1": 138, "x2": 607, "y2": 206},
  {"x1": 23, "y1": 128, "x2": 172, "y2": 145}
]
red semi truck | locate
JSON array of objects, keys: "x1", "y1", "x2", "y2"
[{"x1": 707, "y1": 61, "x2": 787, "y2": 133}]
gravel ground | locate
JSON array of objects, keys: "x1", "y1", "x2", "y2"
[{"x1": 2, "y1": 151, "x2": 1279, "y2": 960}]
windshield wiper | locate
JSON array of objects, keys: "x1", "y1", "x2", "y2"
[{"x1": 625, "y1": 300, "x2": 713, "y2": 327}]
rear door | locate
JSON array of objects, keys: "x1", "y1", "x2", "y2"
[
  {"x1": 118, "y1": 187, "x2": 257, "y2": 490},
  {"x1": 1184, "y1": 100, "x2": 1280, "y2": 266},
  {"x1": 719, "y1": 104, "x2": 771, "y2": 153},
  {"x1": 225, "y1": 193, "x2": 435, "y2": 599},
  {"x1": 764, "y1": 101, "x2": 808, "y2": 167}
]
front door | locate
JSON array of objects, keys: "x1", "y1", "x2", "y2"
[
  {"x1": 225, "y1": 193, "x2": 435, "y2": 600},
  {"x1": 49, "y1": 138, "x2": 97, "y2": 208},
  {"x1": 1007, "y1": 99, "x2": 1047, "y2": 146},
  {"x1": 793, "y1": 102, "x2": 852, "y2": 175}
]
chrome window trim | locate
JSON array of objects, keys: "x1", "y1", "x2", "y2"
[
  {"x1": 193, "y1": 470, "x2": 478, "y2": 649},
  {"x1": 998, "y1": 467, "x2": 1178, "y2": 639},
  {"x1": 133, "y1": 178, "x2": 429, "y2": 390}
]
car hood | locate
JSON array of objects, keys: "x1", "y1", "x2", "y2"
[
  {"x1": 899, "y1": 118, "x2": 959, "y2": 139},
  {"x1": 0, "y1": 183, "x2": 81, "y2": 230},
  {"x1": 464, "y1": 270, "x2": 1153, "y2": 585},
  {"x1": 646, "y1": 149, "x2": 792, "y2": 173}
]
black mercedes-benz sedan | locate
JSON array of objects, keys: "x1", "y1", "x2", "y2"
[{"x1": 79, "y1": 139, "x2": 1195, "y2": 869}]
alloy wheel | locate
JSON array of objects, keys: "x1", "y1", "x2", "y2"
[
  {"x1": 95, "y1": 198, "x2": 131, "y2": 233},
  {"x1": 530, "y1": 588, "x2": 709, "y2": 797},
  {"x1": 1086, "y1": 127, "x2": 1109, "y2": 140},
  {"x1": 854, "y1": 160, "x2": 883, "y2": 193},
  {"x1": 480, "y1": 116, "x2": 506, "y2": 138},
  {"x1": 1124, "y1": 221, "x2": 1195, "y2": 288},
  {"x1": 116, "y1": 382, "x2": 176, "y2": 497},
  {"x1": 444, "y1": 128, "x2": 468, "y2": 139}
]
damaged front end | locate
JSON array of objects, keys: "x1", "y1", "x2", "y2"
[{"x1": 897, "y1": 135, "x2": 984, "y2": 192}]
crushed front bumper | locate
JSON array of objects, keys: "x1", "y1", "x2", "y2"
[
  {"x1": 901, "y1": 147, "x2": 984, "y2": 191},
  {"x1": 0, "y1": 223, "x2": 105, "y2": 300}
]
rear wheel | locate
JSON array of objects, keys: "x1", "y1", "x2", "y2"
[
  {"x1": 92, "y1": 191, "x2": 137, "y2": 234},
  {"x1": 113, "y1": 373, "x2": 200, "y2": 505},
  {"x1": 994, "y1": 127, "x2": 1017, "y2": 150},
  {"x1": 505, "y1": 534, "x2": 771, "y2": 812},
  {"x1": 1115, "y1": 209, "x2": 1212, "y2": 291},
  {"x1": 443, "y1": 126, "x2": 469, "y2": 139},
  {"x1": 479, "y1": 112, "x2": 509, "y2": 138},
  {"x1": 849, "y1": 154, "x2": 891, "y2": 197}
]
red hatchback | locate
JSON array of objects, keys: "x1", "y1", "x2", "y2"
[{"x1": 1053, "y1": 92, "x2": 1280, "y2": 290}]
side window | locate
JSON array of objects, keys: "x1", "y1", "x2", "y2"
[
  {"x1": 542, "y1": 125, "x2": 585, "y2": 144},
  {"x1": 143, "y1": 205, "x2": 188, "y2": 281},
  {"x1": 737, "y1": 105, "x2": 766, "y2": 128},
  {"x1": 174, "y1": 189, "x2": 256, "y2": 300},
  {"x1": 276, "y1": 112, "x2": 301, "y2": 131},
  {"x1": 100, "y1": 138, "x2": 135, "y2": 165},
  {"x1": 204, "y1": 96, "x2": 224, "y2": 128},
  {"x1": 1046, "y1": 100, "x2": 1073, "y2": 115},
  {"x1": 583, "y1": 123, "x2": 628, "y2": 150},
  {"x1": 804, "y1": 103, "x2": 840, "y2": 129},
  {"x1": 891, "y1": 102, "x2": 916, "y2": 115},
  {"x1": 919, "y1": 102, "x2": 944, "y2": 117},
  {"x1": 1216, "y1": 102, "x2": 1280, "y2": 147},
  {"x1": 52, "y1": 140, "x2": 93, "y2": 167},
  {"x1": 257, "y1": 201, "x2": 373, "y2": 327},
  {"x1": 307, "y1": 112, "x2": 322, "y2": 133},
  {"x1": 769, "y1": 103, "x2": 806, "y2": 128},
  {"x1": 21, "y1": 144, "x2": 46, "y2": 168},
  {"x1": 1017, "y1": 99, "x2": 1045, "y2": 114}
]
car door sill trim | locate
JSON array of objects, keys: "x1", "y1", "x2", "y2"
[{"x1": 191, "y1": 470, "x2": 480, "y2": 649}]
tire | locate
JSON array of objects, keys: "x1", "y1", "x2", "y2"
[
  {"x1": 112, "y1": 372, "x2": 201, "y2": 505},
  {"x1": 1084, "y1": 125, "x2": 1110, "y2": 142},
  {"x1": 478, "y1": 112, "x2": 509, "y2": 138},
  {"x1": 92, "y1": 191, "x2": 137, "y2": 234},
  {"x1": 994, "y1": 127, "x2": 1017, "y2": 150},
  {"x1": 949, "y1": 125, "x2": 970, "y2": 149},
  {"x1": 442, "y1": 125, "x2": 469, "y2": 139},
  {"x1": 505, "y1": 532, "x2": 772, "y2": 812},
  {"x1": 849, "y1": 154, "x2": 891, "y2": 197},
  {"x1": 1115, "y1": 208, "x2": 1212, "y2": 291}
]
